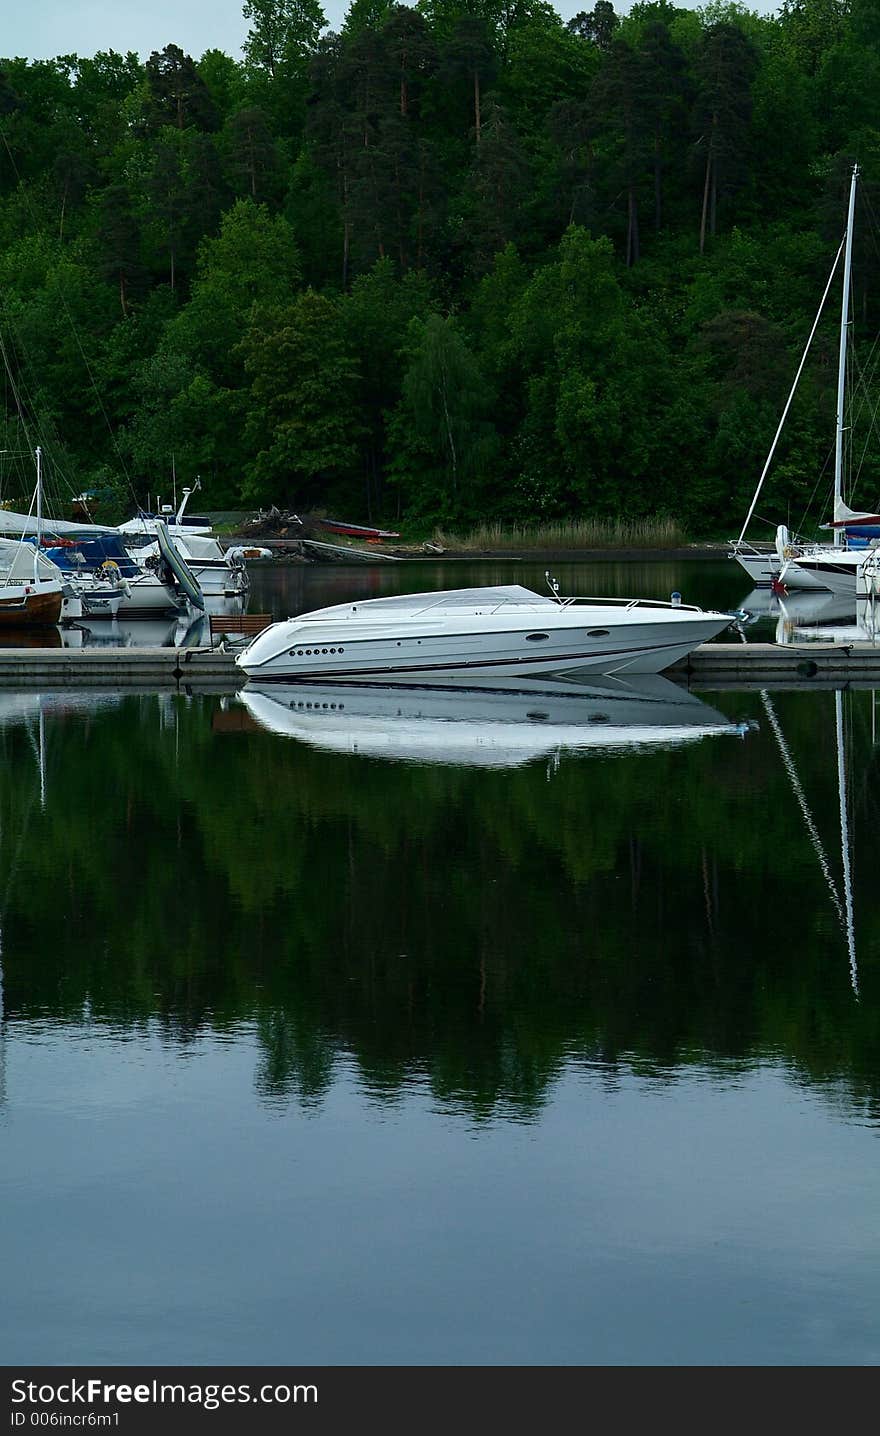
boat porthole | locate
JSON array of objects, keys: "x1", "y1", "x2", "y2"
[
  {"x1": 525, "y1": 633, "x2": 550, "y2": 642},
  {"x1": 587, "y1": 629, "x2": 610, "y2": 638}
]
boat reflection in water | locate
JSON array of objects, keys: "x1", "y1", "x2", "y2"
[
  {"x1": 740, "y1": 587, "x2": 880, "y2": 645},
  {"x1": 58, "y1": 594, "x2": 245, "y2": 649},
  {"x1": 239, "y1": 672, "x2": 755, "y2": 768}
]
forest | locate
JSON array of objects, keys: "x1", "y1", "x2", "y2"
[{"x1": 0, "y1": 0, "x2": 878, "y2": 536}]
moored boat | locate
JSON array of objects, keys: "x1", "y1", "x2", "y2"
[{"x1": 235, "y1": 581, "x2": 735, "y2": 684}]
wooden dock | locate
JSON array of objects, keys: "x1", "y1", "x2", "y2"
[{"x1": 0, "y1": 640, "x2": 879, "y2": 691}]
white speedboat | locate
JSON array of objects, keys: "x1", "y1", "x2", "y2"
[
  {"x1": 239, "y1": 673, "x2": 753, "y2": 767},
  {"x1": 42, "y1": 528, "x2": 201, "y2": 618},
  {"x1": 235, "y1": 582, "x2": 735, "y2": 683},
  {"x1": 121, "y1": 482, "x2": 254, "y2": 596},
  {"x1": 127, "y1": 531, "x2": 248, "y2": 597},
  {"x1": 117, "y1": 482, "x2": 213, "y2": 539}
]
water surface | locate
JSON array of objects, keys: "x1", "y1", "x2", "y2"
[{"x1": 0, "y1": 563, "x2": 878, "y2": 1366}]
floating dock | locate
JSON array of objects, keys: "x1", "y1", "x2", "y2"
[
  {"x1": 0, "y1": 647, "x2": 236, "y2": 689},
  {"x1": 669, "y1": 641, "x2": 880, "y2": 690},
  {"x1": 1, "y1": 640, "x2": 880, "y2": 691}
]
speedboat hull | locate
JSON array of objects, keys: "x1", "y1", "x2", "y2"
[{"x1": 236, "y1": 586, "x2": 734, "y2": 683}]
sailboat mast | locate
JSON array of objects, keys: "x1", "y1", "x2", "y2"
[
  {"x1": 34, "y1": 445, "x2": 42, "y2": 581},
  {"x1": 834, "y1": 164, "x2": 859, "y2": 549}
]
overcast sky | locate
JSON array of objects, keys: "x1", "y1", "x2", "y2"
[{"x1": 3, "y1": 1, "x2": 782, "y2": 64}]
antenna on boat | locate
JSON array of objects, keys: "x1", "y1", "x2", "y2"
[{"x1": 545, "y1": 570, "x2": 562, "y2": 604}]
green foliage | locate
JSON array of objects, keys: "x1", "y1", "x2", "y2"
[
  {"x1": 243, "y1": 0, "x2": 327, "y2": 79},
  {"x1": 0, "y1": 4, "x2": 878, "y2": 526},
  {"x1": 241, "y1": 289, "x2": 363, "y2": 504},
  {"x1": 387, "y1": 311, "x2": 498, "y2": 517},
  {"x1": 143, "y1": 44, "x2": 220, "y2": 132}
]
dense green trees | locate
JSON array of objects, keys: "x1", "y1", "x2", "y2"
[{"x1": 1, "y1": 2, "x2": 879, "y2": 533}]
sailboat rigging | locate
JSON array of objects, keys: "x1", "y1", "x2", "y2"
[{"x1": 731, "y1": 164, "x2": 879, "y2": 596}]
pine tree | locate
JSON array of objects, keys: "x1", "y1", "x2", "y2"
[
  {"x1": 694, "y1": 22, "x2": 760, "y2": 253},
  {"x1": 144, "y1": 45, "x2": 219, "y2": 132}
]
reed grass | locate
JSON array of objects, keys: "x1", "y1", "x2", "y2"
[{"x1": 430, "y1": 516, "x2": 686, "y2": 551}]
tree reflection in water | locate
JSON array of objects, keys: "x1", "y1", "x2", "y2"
[{"x1": 0, "y1": 684, "x2": 876, "y2": 1122}]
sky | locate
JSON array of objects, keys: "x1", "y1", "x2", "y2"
[{"x1": 3, "y1": 1, "x2": 783, "y2": 64}]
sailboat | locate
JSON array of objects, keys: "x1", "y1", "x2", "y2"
[
  {"x1": 0, "y1": 448, "x2": 65, "y2": 629},
  {"x1": 731, "y1": 165, "x2": 877, "y2": 595}
]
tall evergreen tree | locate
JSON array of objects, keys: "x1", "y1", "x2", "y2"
[
  {"x1": 144, "y1": 45, "x2": 219, "y2": 131},
  {"x1": 567, "y1": 2, "x2": 620, "y2": 50},
  {"x1": 693, "y1": 21, "x2": 760, "y2": 253},
  {"x1": 590, "y1": 37, "x2": 650, "y2": 265},
  {"x1": 639, "y1": 19, "x2": 690, "y2": 233}
]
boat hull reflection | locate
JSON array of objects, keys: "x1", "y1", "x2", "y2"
[
  {"x1": 239, "y1": 673, "x2": 754, "y2": 767},
  {"x1": 740, "y1": 587, "x2": 880, "y2": 644}
]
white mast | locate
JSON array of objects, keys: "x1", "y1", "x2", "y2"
[
  {"x1": 834, "y1": 164, "x2": 859, "y2": 548},
  {"x1": 34, "y1": 445, "x2": 42, "y2": 581}
]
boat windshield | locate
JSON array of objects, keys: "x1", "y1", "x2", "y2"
[{"x1": 307, "y1": 586, "x2": 554, "y2": 619}]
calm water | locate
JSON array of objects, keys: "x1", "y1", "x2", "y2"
[
  {"x1": 0, "y1": 554, "x2": 786, "y2": 649},
  {"x1": 1, "y1": 561, "x2": 879, "y2": 1367}
]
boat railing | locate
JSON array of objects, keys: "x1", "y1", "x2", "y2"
[
  {"x1": 318, "y1": 592, "x2": 714, "y2": 619},
  {"x1": 556, "y1": 595, "x2": 708, "y2": 614},
  {"x1": 728, "y1": 538, "x2": 777, "y2": 554}
]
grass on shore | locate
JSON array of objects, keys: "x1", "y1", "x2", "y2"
[{"x1": 430, "y1": 516, "x2": 686, "y2": 551}]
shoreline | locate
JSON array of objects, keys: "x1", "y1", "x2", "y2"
[{"x1": 247, "y1": 540, "x2": 733, "y2": 563}]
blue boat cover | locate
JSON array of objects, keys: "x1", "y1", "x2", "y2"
[{"x1": 40, "y1": 533, "x2": 144, "y2": 577}]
